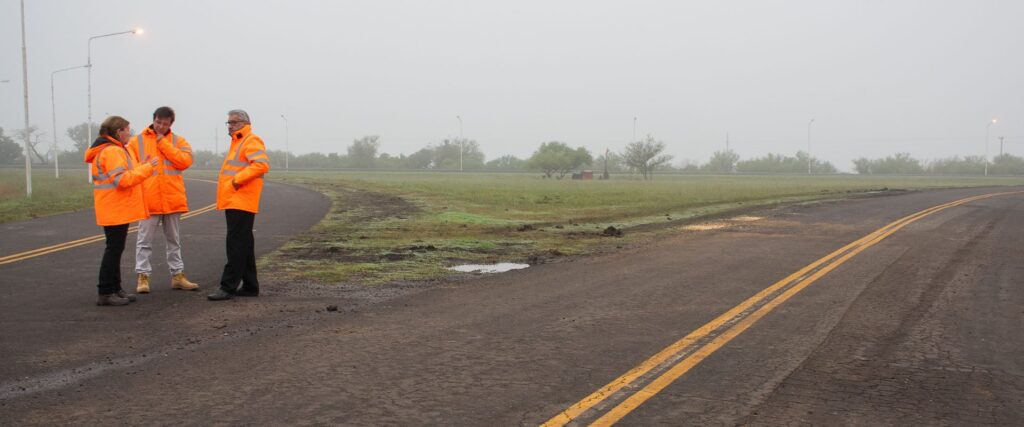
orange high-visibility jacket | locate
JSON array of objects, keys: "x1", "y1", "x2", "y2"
[
  {"x1": 84, "y1": 136, "x2": 154, "y2": 226},
  {"x1": 129, "y1": 127, "x2": 193, "y2": 215},
  {"x1": 217, "y1": 125, "x2": 270, "y2": 213}
]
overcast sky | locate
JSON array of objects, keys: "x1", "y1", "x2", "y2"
[{"x1": 1, "y1": 0, "x2": 1021, "y2": 171}]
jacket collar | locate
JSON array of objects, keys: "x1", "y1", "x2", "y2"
[
  {"x1": 103, "y1": 135, "x2": 125, "y2": 147},
  {"x1": 232, "y1": 124, "x2": 252, "y2": 142},
  {"x1": 143, "y1": 125, "x2": 172, "y2": 139}
]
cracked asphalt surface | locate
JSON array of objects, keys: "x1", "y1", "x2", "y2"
[{"x1": 1, "y1": 184, "x2": 1022, "y2": 426}]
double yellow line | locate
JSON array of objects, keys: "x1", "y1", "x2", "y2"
[
  {"x1": 0, "y1": 203, "x2": 217, "y2": 266},
  {"x1": 543, "y1": 191, "x2": 1017, "y2": 426}
]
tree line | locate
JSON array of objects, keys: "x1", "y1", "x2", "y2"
[{"x1": 2, "y1": 123, "x2": 1021, "y2": 177}]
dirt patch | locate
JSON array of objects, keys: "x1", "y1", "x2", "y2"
[
  {"x1": 273, "y1": 186, "x2": 423, "y2": 262},
  {"x1": 281, "y1": 245, "x2": 380, "y2": 263},
  {"x1": 327, "y1": 185, "x2": 422, "y2": 224}
]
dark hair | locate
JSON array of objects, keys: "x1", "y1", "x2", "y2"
[
  {"x1": 99, "y1": 116, "x2": 130, "y2": 140},
  {"x1": 153, "y1": 106, "x2": 175, "y2": 123}
]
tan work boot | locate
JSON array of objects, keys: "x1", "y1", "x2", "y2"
[
  {"x1": 137, "y1": 273, "x2": 151, "y2": 294},
  {"x1": 171, "y1": 272, "x2": 200, "y2": 291}
]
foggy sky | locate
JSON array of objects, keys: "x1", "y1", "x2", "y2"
[{"x1": 1, "y1": 0, "x2": 1021, "y2": 171}]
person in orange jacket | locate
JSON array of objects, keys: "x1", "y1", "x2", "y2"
[
  {"x1": 84, "y1": 116, "x2": 159, "y2": 306},
  {"x1": 128, "y1": 106, "x2": 200, "y2": 294},
  {"x1": 208, "y1": 109, "x2": 271, "y2": 301}
]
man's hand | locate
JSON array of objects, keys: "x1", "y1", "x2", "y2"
[
  {"x1": 143, "y1": 155, "x2": 159, "y2": 167},
  {"x1": 232, "y1": 179, "x2": 240, "y2": 190}
]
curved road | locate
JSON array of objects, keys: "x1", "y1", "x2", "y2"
[
  {"x1": 0, "y1": 178, "x2": 329, "y2": 390},
  {"x1": 1, "y1": 185, "x2": 1022, "y2": 425}
]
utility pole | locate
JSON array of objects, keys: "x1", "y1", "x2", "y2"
[
  {"x1": 985, "y1": 118, "x2": 996, "y2": 176},
  {"x1": 20, "y1": 0, "x2": 32, "y2": 197}
]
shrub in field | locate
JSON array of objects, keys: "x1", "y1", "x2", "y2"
[
  {"x1": 528, "y1": 141, "x2": 592, "y2": 179},
  {"x1": 622, "y1": 135, "x2": 673, "y2": 180},
  {"x1": 737, "y1": 151, "x2": 835, "y2": 174},
  {"x1": 852, "y1": 153, "x2": 924, "y2": 175},
  {"x1": 926, "y1": 156, "x2": 986, "y2": 175},
  {"x1": 987, "y1": 154, "x2": 1024, "y2": 175},
  {"x1": 703, "y1": 149, "x2": 740, "y2": 173}
]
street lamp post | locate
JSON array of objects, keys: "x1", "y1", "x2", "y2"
[
  {"x1": 19, "y1": 0, "x2": 32, "y2": 197},
  {"x1": 456, "y1": 115, "x2": 463, "y2": 171},
  {"x1": 1000, "y1": 136, "x2": 1005, "y2": 157},
  {"x1": 632, "y1": 117, "x2": 637, "y2": 142},
  {"x1": 280, "y1": 114, "x2": 289, "y2": 170},
  {"x1": 87, "y1": 27, "x2": 142, "y2": 182},
  {"x1": 51, "y1": 65, "x2": 88, "y2": 179},
  {"x1": 985, "y1": 118, "x2": 997, "y2": 176},
  {"x1": 807, "y1": 118, "x2": 816, "y2": 175}
]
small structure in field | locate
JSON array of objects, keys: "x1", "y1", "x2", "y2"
[{"x1": 571, "y1": 170, "x2": 594, "y2": 180}]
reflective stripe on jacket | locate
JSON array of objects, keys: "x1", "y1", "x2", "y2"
[
  {"x1": 84, "y1": 136, "x2": 154, "y2": 226},
  {"x1": 217, "y1": 125, "x2": 270, "y2": 213},
  {"x1": 129, "y1": 127, "x2": 193, "y2": 214}
]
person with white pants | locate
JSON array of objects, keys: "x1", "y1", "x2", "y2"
[
  {"x1": 129, "y1": 106, "x2": 200, "y2": 293},
  {"x1": 136, "y1": 213, "x2": 186, "y2": 281}
]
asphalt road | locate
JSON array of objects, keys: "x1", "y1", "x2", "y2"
[
  {"x1": 1, "y1": 185, "x2": 1022, "y2": 426},
  {"x1": 0, "y1": 178, "x2": 329, "y2": 389}
]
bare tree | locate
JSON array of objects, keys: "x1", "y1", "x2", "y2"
[
  {"x1": 18, "y1": 126, "x2": 48, "y2": 164},
  {"x1": 622, "y1": 135, "x2": 673, "y2": 180}
]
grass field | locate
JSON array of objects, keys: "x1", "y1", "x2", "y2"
[
  {"x1": 0, "y1": 168, "x2": 93, "y2": 223},
  {"x1": 5, "y1": 167, "x2": 1023, "y2": 285},
  {"x1": 262, "y1": 171, "x2": 1024, "y2": 285}
]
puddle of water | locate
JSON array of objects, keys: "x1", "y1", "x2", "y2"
[
  {"x1": 683, "y1": 223, "x2": 728, "y2": 231},
  {"x1": 448, "y1": 263, "x2": 530, "y2": 273},
  {"x1": 730, "y1": 215, "x2": 763, "y2": 222}
]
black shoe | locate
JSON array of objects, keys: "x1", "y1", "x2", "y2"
[
  {"x1": 96, "y1": 293, "x2": 130, "y2": 306},
  {"x1": 235, "y1": 288, "x2": 259, "y2": 297},
  {"x1": 207, "y1": 289, "x2": 234, "y2": 301}
]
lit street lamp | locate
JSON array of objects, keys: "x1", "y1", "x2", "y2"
[
  {"x1": 985, "y1": 117, "x2": 997, "y2": 176},
  {"x1": 280, "y1": 114, "x2": 289, "y2": 170},
  {"x1": 51, "y1": 65, "x2": 88, "y2": 179},
  {"x1": 807, "y1": 118, "x2": 815, "y2": 175},
  {"x1": 87, "y1": 27, "x2": 143, "y2": 182}
]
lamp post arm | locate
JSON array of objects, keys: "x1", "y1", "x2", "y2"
[{"x1": 88, "y1": 30, "x2": 136, "y2": 43}]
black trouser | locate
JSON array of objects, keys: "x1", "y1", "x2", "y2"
[
  {"x1": 219, "y1": 209, "x2": 258, "y2": 293},
  {"x1": 98, "y1": 224, "x2": 129, "y2": 295}
]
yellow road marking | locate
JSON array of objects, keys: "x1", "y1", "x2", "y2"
[
  {"x1": 543, "y1": 191, "x2": 1016, "y2": 426},
  {"x1": 0, "y1": 203, "x2": 217, "y2": 266}
]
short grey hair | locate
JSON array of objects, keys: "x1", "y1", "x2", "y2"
[{"x1": 228, "y1": 109, "x2": 251, "y2": 124}]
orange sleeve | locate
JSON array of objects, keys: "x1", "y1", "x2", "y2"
[
  {"x1": 103, "y1": 148, "x2": 154, "y2": 189},
  {"x1": 158, "y1": 135, "x2": 194, "y2": 170},
  {"x1": 232, "y1": 136, "x2": 270, "y2": 185}
]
